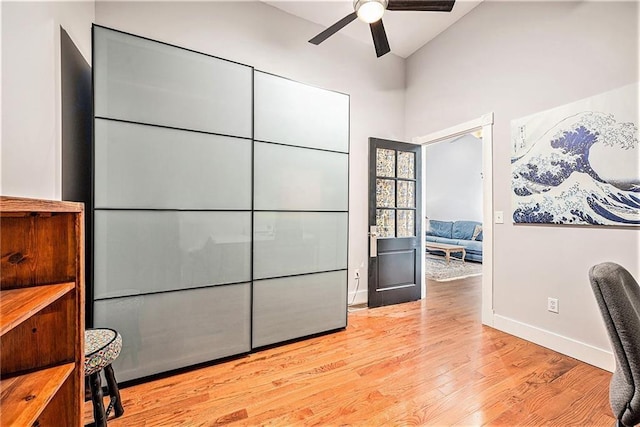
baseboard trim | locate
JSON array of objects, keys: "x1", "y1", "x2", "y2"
[
  {"x1": 493, "y1": 314, "x2": 614, "y2": 372},
  {"x1": 348, "y1": 288, "x2": 368, "y2": 306}
]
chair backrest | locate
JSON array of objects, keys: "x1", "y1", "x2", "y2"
[{"x1": 589, "y1": 262, "x2": 640, "y2": 425}]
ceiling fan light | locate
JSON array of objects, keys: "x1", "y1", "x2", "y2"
[{"x1": 355, "y1": 0, "x2": 386, "y2": 24}]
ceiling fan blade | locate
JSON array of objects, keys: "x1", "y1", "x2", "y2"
[
  {"x1": 370, "y1": 20, "x2": 391, "y2": 58},
  {"x1": 386, "y1": 0, "x2": 455, "y2": 12},
  {"x1": 309, "y1": 12, "x2": 358, "y2": 45}
]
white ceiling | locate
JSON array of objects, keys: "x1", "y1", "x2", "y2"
[{"x1": 262, "y1": 0, "x2": 484, "y2": 58}]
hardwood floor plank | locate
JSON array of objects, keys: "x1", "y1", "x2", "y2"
[{"x1": 86, "y1": 275, "x2": 614, "y2": 426}]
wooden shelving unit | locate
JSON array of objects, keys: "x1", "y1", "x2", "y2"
[
  {"x1": 1, "y1": 196, "x2": 84, "y2": 427},
  {"x1": 0, "y1": 364, "x2": 75, "y2": 426}
]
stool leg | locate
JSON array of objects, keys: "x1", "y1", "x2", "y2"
[
  {"x1": 89, "y1": 372, "x2": 107, "y2": 427},
  {"x1": 85, "y1": 376, "x2": 91, "y2": 401},
  {"x1": 104, "y1": 364, "x2": 124, "y2": 417}
]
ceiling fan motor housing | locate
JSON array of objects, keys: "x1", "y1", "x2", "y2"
[{"x1": 354, "y1": 0, "x2": 389, "y2": 23}]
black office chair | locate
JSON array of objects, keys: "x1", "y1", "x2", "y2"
[{"x1": 589, "y1": 262, "x2": 640, "y2": 427}]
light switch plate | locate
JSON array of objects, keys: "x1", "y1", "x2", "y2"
[{"x1": 494, "y1": 211, "x2": 504, "y2": 224}]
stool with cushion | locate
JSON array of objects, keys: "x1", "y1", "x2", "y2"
[{"x1": 85, "y1": 328, "x2": 125, "y2": 427}]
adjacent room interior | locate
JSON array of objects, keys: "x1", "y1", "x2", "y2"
[
  {"x1": 1, "y1": 0, "x2": 639, "y2": 425},
  {"x1": 424, "y1": 131, "x2": 484, "y2": 282}
]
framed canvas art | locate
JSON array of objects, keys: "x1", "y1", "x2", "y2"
[{"x1": 511, "y1": 83, "x2": 639, "y2": 226}]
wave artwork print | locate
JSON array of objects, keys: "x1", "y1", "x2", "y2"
[{"x1": 511, "y1": 83, "x2": 639, "y2": 226}]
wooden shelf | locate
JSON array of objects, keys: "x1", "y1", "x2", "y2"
[
  {"x1": 0, "y1": 283, "x2": 75, "y2": 336},
  {"x1": 1, "y1": 196, "x2": 84, "y2": 426},
  {"x1": 0, "y1": 363, "x2": 74, "y2": 426},
  {"x1": 0, "y1": 196, "x2": 83, "y2": 213}
]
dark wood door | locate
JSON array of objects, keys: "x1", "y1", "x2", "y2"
[{"x1": 368, "y1": 138, "x2": 422, "y2": 308}]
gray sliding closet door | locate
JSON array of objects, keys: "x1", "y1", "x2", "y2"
[
  {"x1": 93, "y1": 26, "x2": 252, "y2": 382},
  {"x1": 252, "y1": 71, "x2": 349, "y2": 348},
  {"x1": 92, "y1": 26, "x2": 349, "y2": 382}
]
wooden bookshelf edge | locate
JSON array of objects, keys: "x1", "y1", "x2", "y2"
[
  {"x1": 0, "y1": 196, "x2": 83, "y2": 213},
  {"x1": 0, "y1": 363, "x2": 75, "y2": 426},
  {"x1": 0, "y1": 282, "x2": 76, "y2": 336}
]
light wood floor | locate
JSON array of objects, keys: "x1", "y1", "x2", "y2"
[{"x1": 85, "y1": 276, "x2": 615, "y2": 426}]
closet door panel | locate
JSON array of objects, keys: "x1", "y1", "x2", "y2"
[
  {"x1": 94, "y1": 283, "x2": 251, "y2": 382},
  {"x1": 253, "y1": 142, "x2": 348, "y2": 211},
  {"x1": 94, "y1": 26, "x2": 252, "y2": 137},
  {"x1": 94, "y1": 119, "x2": 251, "y2": 209},
  {"x1": 253, "y1": 271, "x2": 347, "y2": 348},
  {"x1": 94, "y1": 211, "x2": 251, "y2": 299},
  {"x1": 253, "y1": 212, "x2": 348, "y2": 280},
  {"x1": 254, "y1": 72, "x2": 349, "y2": 152}
]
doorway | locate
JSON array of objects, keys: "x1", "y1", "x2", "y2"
[{"x1": 413, "y1": 113, "x2": 495, "y2": 326}]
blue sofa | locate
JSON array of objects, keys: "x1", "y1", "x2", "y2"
[{"x1": 426, "y1": 220, "x2": 483, "y2": 263}]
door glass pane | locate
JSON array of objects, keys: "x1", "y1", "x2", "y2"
[
  {"x1": 397, "y1": 151, "x2": 415, "y2": 179},
  {"x1": 376, "y1": 179, "x2": 395, "y2": 208},
  {"x1": 397, "y1": 210, "x2": 415, "y2": 237},
  {"x1": 254, "y1": 72, "x2": 349, "y2": 153},
  {"x1": 94, "y1": 119, "x2": 251, "y2": 209},
  {"x1": 94, "y1": 26, "x2": 252, "y2": 138},
  {"x1": 376, "y1": 209, "x2": 395, "y2": 238},
  {"x1": 94, "y1": 210, "x2": 251, "y2": 299},
  {"x1": 376, "y1": 148, "x2": 395, "y2": 177},
  {"x1": 397, "y1": 181, "x2": 415, "y2": 208},
  {"x1": 254, "y1": 142, "x2": 348, "y2": 211},
  {"x1": 253, "y1": 271, "x2": 347, "y2": 348},
  {"x1": 94, "y1": 283, "x2": 250, "y2": 382},
  {"x1": 253, "y1": 212, "x2": 348, "y2": 280}
]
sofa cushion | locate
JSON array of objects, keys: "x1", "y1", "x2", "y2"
[
  {"x1": 452, "y1": 221, "x2": 481, "y2": 240},
  {"x1": 463, "y1": 240, "x2": 483, "y2": 254},
  {"x1": 426, "y1": 236, "x2": 457, "y2": 245},
  {"x1": 427, "y1": 220, "x2": 453, "y2": 239},
  {"x1": 476, "y1": 230, "x2": 483, "y2": 241}
]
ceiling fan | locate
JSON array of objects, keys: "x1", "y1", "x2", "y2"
[{"x1": 309, "y1": 0, "x2": 456, "y2": 58}]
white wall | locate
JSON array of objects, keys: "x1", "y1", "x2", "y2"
[
  {"x1": 0, "y1": 1, "x2": 406, "y2": 305},
  {"x1": 406, "y1": 0, "x2": 639, "y2": 370},
  {"x1": 425, "y1": 133, "x2": 482, "y2": 222},
  {"x1": 1, "y1": 1, "x2": 94, "y2": 199}
]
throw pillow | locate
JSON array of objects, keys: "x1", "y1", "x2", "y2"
[{"x1": 472, "y1": 224, "x2": 483, "y2": 241}]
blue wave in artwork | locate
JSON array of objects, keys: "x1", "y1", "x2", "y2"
[
  {"x1": 516, "y1": 126, "x2": 604, "y2": 190},
  {"x1": 550, "y1": 126, "x2": 605, "y2": 183},
  {"x1": 588, "y1": 197, "x2": 640, "y2": 225},
  {"x1": 513, "y1": 203, "x2": 554, "y2": 223},
  {"x1": 512, "y1": 111, "x2": 639, "y2": 225},
  {"x1": 607, "y1": 192, "x2": 640, "y2": 210}
]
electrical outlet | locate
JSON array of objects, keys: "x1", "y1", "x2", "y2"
[
  {"x1": 354, "y1": 269, "x2": 360, "y2": 279},
  {"x1": 547, "y1": 297, "x2": 559, "y2": 314}
]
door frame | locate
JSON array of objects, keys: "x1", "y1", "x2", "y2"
[{"x1": 412, "y1": 112, "x2": 495, "y2": 326}]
